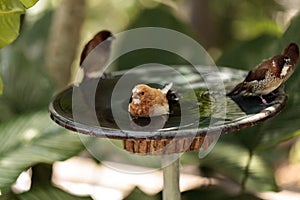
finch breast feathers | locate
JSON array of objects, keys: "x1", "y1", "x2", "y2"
[{"x1": 129, "y1": 83, "x2": 173, "y2": 117}]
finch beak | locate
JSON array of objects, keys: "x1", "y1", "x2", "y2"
[
  {"x1": 132, "y1": 92, "x2": 141, "y2": 104},
  {"x1": 131, "y1": 87, "x2": 141, "y2": 104},
  {"x1": 132, "y1": 92, "x2": 139, "y2": 99}
]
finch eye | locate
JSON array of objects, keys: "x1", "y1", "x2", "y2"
[{"x1": 284, "y1": 57, "x2": 291, "y2": 64}]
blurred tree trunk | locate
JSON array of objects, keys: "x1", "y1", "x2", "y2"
[
  {"x1": 45, "y1": 0, "x2": 86, "y2": 89},
  {"x1": 189, "y1": 0, "x2": 214, "y2": 48}
]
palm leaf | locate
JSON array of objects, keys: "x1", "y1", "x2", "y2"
[
  {"x1": 15, "y1": 185, "x2": 91, "y2": 200},
  {"x1": 0, "y1": 112, "x2": 86, "y2": 190},
  {"x1": 200, "y1": 140, "x2": 278, "y2": 192},
  {"x1": 124, "y1": 187, "x2": 161, "y2": 200},
  {"x1": 0, "y1": 75, "x2": 2, "y2": 95}
]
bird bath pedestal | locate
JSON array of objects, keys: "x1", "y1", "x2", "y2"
[{"x1": 49, "y1": 65, "x2": 287, "y2": 200}]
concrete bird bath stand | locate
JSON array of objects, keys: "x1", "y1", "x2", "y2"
[{"x1": 49, "y1": 65, "x2": 287, "y2": 200}]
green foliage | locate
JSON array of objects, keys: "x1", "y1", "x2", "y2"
[
  {"x1": 0, "y1": 112, "x2": 85, "y2": 190},
  {"x1": 0, "y1": 0, "x2": 40, "y2": 97},
  {"x1": 18, "y1": 186, "x2": 92, "y2": 200},
  {"x1": 115, "y1": 4, "x2": 198, "y2": 70},
  {"x1": 124, "y1": 187, "x2": 161, "y2": 200},
  {"x1": 209, "y1": 12, "x2": 300, "y2": 193},
  {"x1": 289, "y1": 134, "x2": 300, "y2": 163},
  {"x1": 0, "y1": 10, "x2": 88, "y2": 198},
  {"x1": 0, "y1": 11, "x2": 53, "y2": 121},
  {"x1": 217, "y1": 34, "x2": 279, "y2": 69},
  {"x1": 0, "y1": 0, "x2": 24, "y2": 48},
  {"x1": 197, "y1": 0, "x2": 283, "y2": 47},
  {"x1": 182, "y1": 136, "x2": 279, "y2": 193},
  {"x1": 252, "y1": 14, "x2": 300, "y2": 149},
  {"x1": 182, "y1": 186, "x2": 262, "y2": 200},
  {"x1": 0, "y1": 0, "x2": 38, "y2": 48},
  {"x1": 218, "y1": 12, "x2": 300, "y2": 150},
  {"x1": 19, "y1": 0, "x2": 38, "y2": 9},
  {"x1": 0, "y1": 75, "x2": 2, "y2": 95},
  {"x1": 0, "y1": 184, "x2": 92, "y2": 200}
]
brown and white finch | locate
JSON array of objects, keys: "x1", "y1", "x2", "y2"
[
  {"x1": 129, "y1": 83, "x2": 173, "y2": 117},
  {"x1": 80, "y1": 30, "x2": 114, "y2": 79},
  {"x1": 227, "y1": 43, "x2": 299, "y2": 104}
]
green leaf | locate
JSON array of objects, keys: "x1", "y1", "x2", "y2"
[
  {"x1": 0, "y1": 112, "x2": 86, "y2": 190},
  {"x1": 281, "y1": 12, "x2": 300, "y2": 45},
  {"x1": 182, "y1": 186, "x2": 262, "y2": 200},
  {"x1": 0, "y1": 0, "x2": 25, "y2": 48},
  {"x1": 182, "y1": 187, "x2": 227, "y2": 200},
  {"x1": 124, "y1": 187, "x2": 161, "y2": 200},
  {"x1": 19, "y1": 0, "x2": 38, "y2": 9},
  {"x1": 18, "y1": 185, "x2": 92, "y2": 200},
  {"x1": 289, "y1": 134, "x2": 300, "y2": 163},
  {"x1": 0, "y1": 75, "x2": 3, "y2": 95},
  {"x1": 0, "y1": 190, "x2": 18, "y2": 200},
  {"x1": 200, "y1": 141, "x2": 278, "y2": 192},
  {"x1": 0, "y1": 11, "x2": 53, "y2": 122}
]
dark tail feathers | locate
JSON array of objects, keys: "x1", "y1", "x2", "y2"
[{"x1": 226, "y1": 82, "x2": 245, "y2": 96}]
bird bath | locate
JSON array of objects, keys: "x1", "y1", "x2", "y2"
[{"x1": 49, "y1": 65, "x2": 287, "y2": 200}]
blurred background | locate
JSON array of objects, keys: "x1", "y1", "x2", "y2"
[{"x1": 1, "y1": 0, "x2": 300, "y2": 199}]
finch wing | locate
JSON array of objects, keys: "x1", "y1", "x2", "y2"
[{"x1": 244, "y1": 62, "x2": 269, "y2": 82}]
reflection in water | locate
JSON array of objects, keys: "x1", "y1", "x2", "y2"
[
  {"x1": 228, "y1": 85, "x2": 286, "y2": 115},
  {"x1": 130, "y1": 115, "x2": 169, "y2": 132}
]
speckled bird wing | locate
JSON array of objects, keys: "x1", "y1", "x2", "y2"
[
  {"x1": 227, "y1": 60, "x2": 270, "y2": 96},
  {"x1": 244, "y1": 61, "x2": 269, "y2": 82}
]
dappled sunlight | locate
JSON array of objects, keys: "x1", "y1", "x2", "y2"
[{"x1": 52, "y1": 156, "x2": 211, "y2": 199}]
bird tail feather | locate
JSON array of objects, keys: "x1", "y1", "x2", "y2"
[
  {"x1": 226, "y1": 82, "x2": 246, "y2": 96},
  {"x1": 161, "y1": 82, "x2": 173, "y2": 94}
]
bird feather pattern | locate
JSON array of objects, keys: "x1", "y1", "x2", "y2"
[{"x1": 227, "y1": 43, "x2": 299, "y2": 103}]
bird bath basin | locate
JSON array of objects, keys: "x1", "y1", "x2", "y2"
[
  {"x1": 49, "y1": 65, "x2": 287, "y2": 199},
  {"x1": 49, "y1": 65, "x2": 286, "y2": 153}
]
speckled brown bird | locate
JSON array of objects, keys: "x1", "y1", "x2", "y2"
[
  {"x1": 80, "y1": 30, "x2": 114, "y2": 79},
  {"x1": 227, "y1": 43, "x2": 299, "y2": 104},
  {"x1": 128, "y1": 83, "x2": 173, "y2": 117}
]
